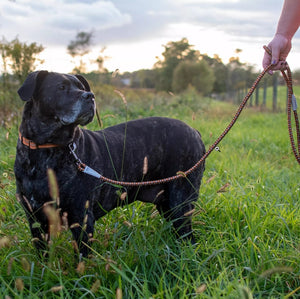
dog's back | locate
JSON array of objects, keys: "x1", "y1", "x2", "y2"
[{"x1": 80, "y1": 117, "x2": 205, "y2": 182}]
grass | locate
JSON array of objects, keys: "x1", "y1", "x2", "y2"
[{"x1": 0, "y1": 86, "x2": 299, "y2": 298}]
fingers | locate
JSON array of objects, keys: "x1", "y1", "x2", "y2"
[
  {"x1": 263, "y1": 51, "x2": 275, "y2": 74},
  {"x1": 270, "y1": 45, "x2": 281, "y2": 66},
  {"x1": 265, "y1": 59, "x2": 287, "y2": 75},
  {"x1": 262, "y1": 51, "x2": 272, "y2": 70},
  {"x1": 278, "y1": 61, "x2": 288, "y2": 70},
  {"x1": 262, "y1": 34, "x2": 291, "y2": 74},
  {"x1": 271, "y1": 46, "x2": 288, "y2": 71}
]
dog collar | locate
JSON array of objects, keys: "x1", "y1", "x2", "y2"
[{"x1": 19, "y1": 131, "x2": 60, "y2": 149}]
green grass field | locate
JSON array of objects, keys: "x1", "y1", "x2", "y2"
[{"x1": 0, "y1": 88, "x2": 299, "y2": 298}]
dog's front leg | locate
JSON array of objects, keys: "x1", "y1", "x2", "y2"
[
  {"x1": 17, "y1": 194, "x2": 49, "y2": 257},
  {"x1": 29, "y1": 218, "x2": 49, "y2": 257},
  {"x1": 69, "y1": 207, "x2": 95, "y2": 258}
]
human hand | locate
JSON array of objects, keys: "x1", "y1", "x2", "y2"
[{"x1": 262, "y1": 34, "x2": 291, "y2": 74}]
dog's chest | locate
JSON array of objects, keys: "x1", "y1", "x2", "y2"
[{"x1": 15, "y1": 147, "x2": 76, "y2": 203}]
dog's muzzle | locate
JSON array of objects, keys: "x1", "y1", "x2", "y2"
[
  {"x1": 81, "y1": 92, "x2": 95, "y2": 102},
  {"x1": 78, "y1": 91, "x2": 96, "y2": 125}
]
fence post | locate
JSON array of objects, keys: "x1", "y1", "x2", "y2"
[
  {"x1": 263, "y1": 78, "x2": 267, "y2": 107},
  {"x1": 255, "y1": 84, "x2": 259, "y2": 106},
  {"x1": 273, "y1": 74, "x2": 278, "y2": 112}
]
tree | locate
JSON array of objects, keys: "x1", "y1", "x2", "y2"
[
  {"x1": 155, "y1": 38, "x2": 200, "y2": 91},
  {"x1": 92, "y1": 46, "x2": 111, "y2": 74},
  {"x1": 201, "y1": 54, "x2": 228, "y2": 93},
  {"x1": 67, "y1": 31, "x2": 93, "y2": 73},
  {"x1": 0, "y1": 37, "x2": 44, "y2": 84},
  {"x1": 292, "y1": 69, "x2": 300, "y2": 85},
  {"x1": 225, "y1": 54, "x2": 258, "y2": 102},
  {"x1": 172, "y1": 60, "x2": 215, "y2": 94},
  {"x1": 0, "y1": 37, "x2": 10, "y2": 88},
  {"x1": 129, "y1": 69, "x2": 157, "y2": 89}
]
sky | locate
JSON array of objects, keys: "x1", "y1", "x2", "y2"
[{"x1": 1, "y1": 0, "x2": 300, "y2": 73}]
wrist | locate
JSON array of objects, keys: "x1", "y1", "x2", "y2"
[
  {"x1": 276, "y1": 26, "x2": 299, "y2": 40},
  {"x1": 273, "y1": 33, "x2": 291, "y2": 43}
]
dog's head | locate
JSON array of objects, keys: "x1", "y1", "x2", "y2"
[{"x1": 18, "y1": 71, "x2": 95, "y2": 126}]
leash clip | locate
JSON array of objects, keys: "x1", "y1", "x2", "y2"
[
  {"x1": 68, "y1": 143, "x2": 102, "y2": 179},
  {"x1": 69, "y1": 143, "x2": 83, "y2": 167}
]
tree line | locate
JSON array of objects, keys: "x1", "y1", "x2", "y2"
[
  {"x1": 83, "y1": 37, "x2": 261, "y2": 96},
  {"x1": 1, "y1": 35, "x2": 299, "y2": 107}
]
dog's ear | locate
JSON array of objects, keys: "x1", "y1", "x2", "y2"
[
  {"x1": 75, "y1": 74, "x2": 91, "y2": 92},
  {"x1": 18, "y1": 70, "x2": 49, "y2": 101}
]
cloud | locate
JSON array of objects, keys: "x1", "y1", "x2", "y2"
[
  {"x1": 1, "y1": 0, "x2": 300, "y2": 72},
  {"x1": 167, "y1": 0, "x2": 282, "y2": 38},
  {"x1": 0, "y1": 0, "x2": 285, "y2": 46},
  {"x1": 90, "y1": 0, "x2": 285, "y2": 47},
  {"x1": 47, "y1": 1, "x2": 132, "y2": 31},
  {"x1": 0, "y1": 0, "x2": 131, "y2": 45}
]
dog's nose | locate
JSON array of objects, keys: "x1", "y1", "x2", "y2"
[{"x1": 82, "y1": 92, "x2": 95, "y2": 101}]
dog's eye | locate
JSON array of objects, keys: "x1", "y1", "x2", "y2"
[{"x1": 59, "y1": 85, "x2": 66, "y2": 91}]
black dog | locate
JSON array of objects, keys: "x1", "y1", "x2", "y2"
[{"x1": 14, "y1": 71, "x2": 206, "y2": 257}]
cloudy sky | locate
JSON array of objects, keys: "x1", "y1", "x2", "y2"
[{"x1": 1, "y1": 0, "x2": 300, "y2": 73}]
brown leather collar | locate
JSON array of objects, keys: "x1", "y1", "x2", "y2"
[{"x1": 19, "y1": 132, "x2": 60, "y2": 149}]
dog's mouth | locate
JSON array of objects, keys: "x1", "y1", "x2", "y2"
[
  {"x1": 77, "y1": 109, "x2": 95, "y2": 125},
  {"x1": 59, "y1": 104, "x2": 95, "y2": 126}
]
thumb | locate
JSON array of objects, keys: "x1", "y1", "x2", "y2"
[{"x1": 271, "y1": 47, "x2": 280, "y2": 65}]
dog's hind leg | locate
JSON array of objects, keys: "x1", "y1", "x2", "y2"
[{"x1": 162, "y1": 178, "x2": 200, "y2": 244}]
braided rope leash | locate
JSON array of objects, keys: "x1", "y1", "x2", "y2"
[
  {"x1": 263, "y1": 45, "x2": 300, "y2": 164},
  {"x1": 73, "y1": 47, "x2": 299, "y2": 186}
]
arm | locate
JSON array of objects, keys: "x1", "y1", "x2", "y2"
[{"x1": 263, "y1": 0, "x2": 300, "y2": 72}]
